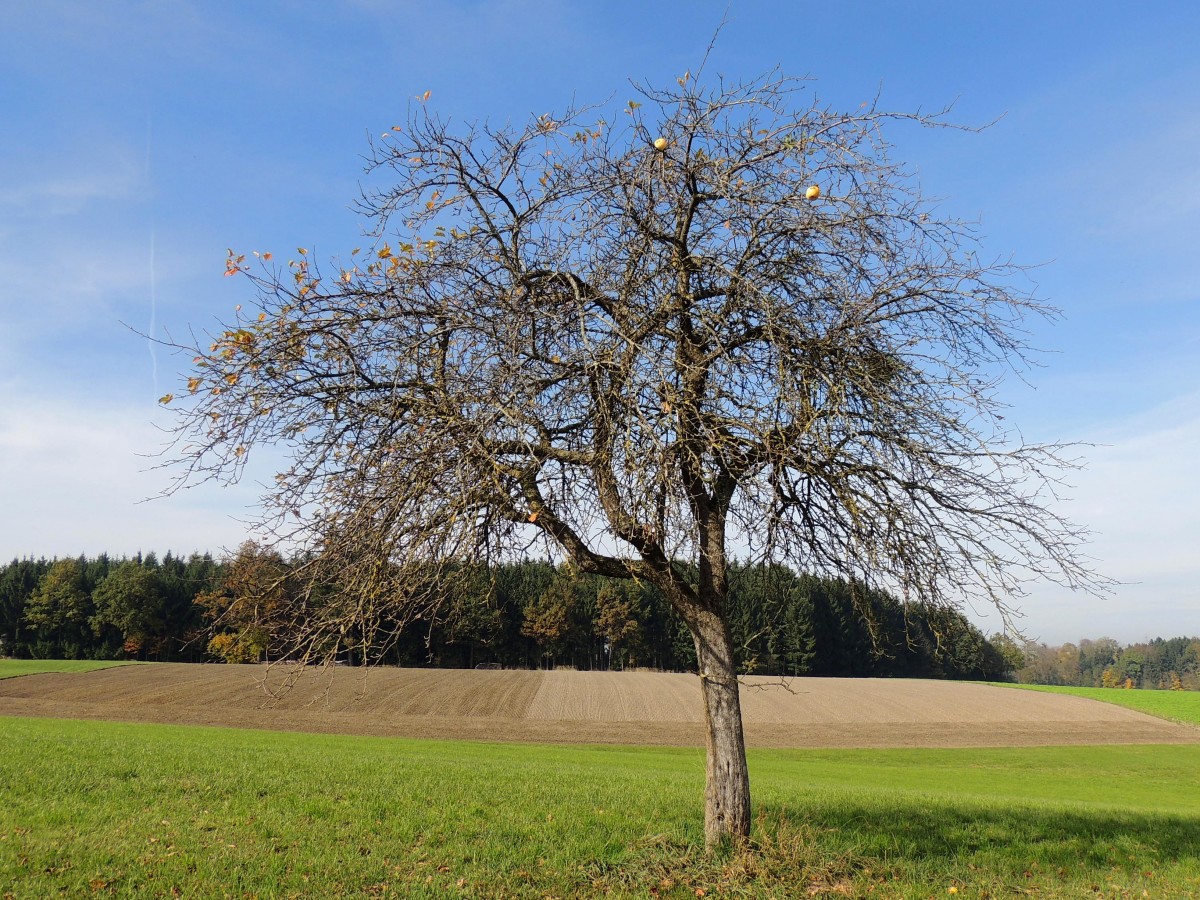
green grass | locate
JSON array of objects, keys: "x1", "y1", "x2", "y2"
[
  {"x1": 995, "y1": 682, "x2": 1200, "y2": 727},
  {"x1": 0, "y1": 658, "x2": 140, "y2": 679},
  {"x1": 3, "y1": 717, "x2": 1200, "y2": 898}
]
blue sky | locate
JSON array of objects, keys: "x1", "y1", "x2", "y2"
[{"x1": 1, "y1": 0, "x2": 1196, "y2": 645}]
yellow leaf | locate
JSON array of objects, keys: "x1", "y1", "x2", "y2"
[
  {"x1": 158, "y1": 393, "x2": 174, "y2": 405},
  {"x1": 187, "y1": 377, "x2": 202, "y2": 393},
  {"x1": 234, "y1": 446, "x2": 246, "y2": 457},
  {"x1": 225, "y1": 373, "x2": 239, "y2": 386}
]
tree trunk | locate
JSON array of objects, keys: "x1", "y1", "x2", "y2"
[{"x1": 689, "y1": 605, "x2": 751, "y2": 847}]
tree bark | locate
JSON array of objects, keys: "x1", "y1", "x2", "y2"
[{"x1": 688, "y1": 604, "x2": 751, "y2": 847}]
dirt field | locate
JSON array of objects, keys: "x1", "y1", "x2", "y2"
[{"x1": 1, "y1": 663, "x2": 1196, "y2": 749}]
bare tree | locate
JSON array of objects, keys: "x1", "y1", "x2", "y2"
[{"x1": 160, "y1": 71, "x2": 1102, "y2": 846}]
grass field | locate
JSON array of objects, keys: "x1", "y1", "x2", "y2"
[
  {"x1": 3, "y1": 716, "x2": 1199, "y2": 898},
  {"x1": 0, "y1": 659, "x2": 137, "y2": 679},
  {"x1": 997, "y1": 682, "x2": 1200, "y2": 727}
]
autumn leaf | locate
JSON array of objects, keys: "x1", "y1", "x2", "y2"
[
  {"x1": 187, "y1": 377, "x2": 202, "y2": 393},
  {"x1": 158, "y1": 393, "x2": 174, "y2": 405}
]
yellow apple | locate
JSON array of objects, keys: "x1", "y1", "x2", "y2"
[
  {"x1": 653, "y1": 137, "x2": 668, "y2": 151},
  {"x1": 805, "y1": 184, "x2": 820, "y2": 200}
]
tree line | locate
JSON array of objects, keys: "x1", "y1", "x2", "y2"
[
  {"x1": 1007, "y1": 635, "x2": 1200, "y2": 690},
  {"x1": 1, "y1": 544, "x2": 1012, "y2": 679}
]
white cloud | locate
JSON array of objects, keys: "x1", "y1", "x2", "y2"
[
  {"x1": 0, "y1": 168, "x2": 140, "y2": 218},
  {"x1": 0, "y1": 390, "x2": 261, "y2": 560},
  {"x1": 970, "y1": 390, "x2": 1200, "y2": 643},
  {"x1": 1074, "y1": 393, "x2": 1200, "y2": 578}
]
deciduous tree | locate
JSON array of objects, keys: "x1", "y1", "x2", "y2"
[
  {"x1": 594, "y1": 581, "x2": 646, "y2": 668},
  {"x1": 195, "y1": 541, "x2": 296, "y2": 663},
  {"x1": 521, "y1": 576, "x2": 583, "y2": 667},
  {"x1": 23, "y1": 558, "x2": 91, "y2": 657},
  {"x1": 161, "y1": 71, "x2": 1102, "y2": 845},
  {"x1": 91, "y1": 561, "x2": 166, "y2": 658}
]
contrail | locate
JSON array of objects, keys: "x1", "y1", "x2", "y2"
[
  {"x1": 149, "y1": 220, "x2": 158, "y2": 393},
  {"x1": 146, "y1": 111, "x2": 158, "y2": 395}
]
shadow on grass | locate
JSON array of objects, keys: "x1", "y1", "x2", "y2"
[
  {"x1": 587, "y1": 799, "x2": 1200, "y2": 898},
  {"x1": 800, "y1": 797, "x2": 1200, "y2": 870}
]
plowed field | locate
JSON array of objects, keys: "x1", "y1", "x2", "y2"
[{"x1": 1, "y1": 663, "x2": 1196, "y2": 748}]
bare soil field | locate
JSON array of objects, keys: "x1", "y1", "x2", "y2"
[{"x1": 1, "y1": 663, "x2": 1196, "y2": 748}]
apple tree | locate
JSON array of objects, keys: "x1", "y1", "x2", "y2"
[{"x1": 161, "y1": 72, "x2": 1102, "y2": 846}]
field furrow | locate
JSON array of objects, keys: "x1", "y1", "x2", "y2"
[{"x1": 1, "y1": 663, "x2": 1196, "y2": 748}]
